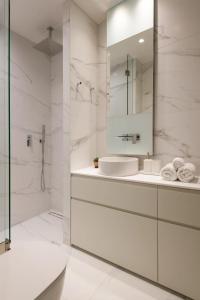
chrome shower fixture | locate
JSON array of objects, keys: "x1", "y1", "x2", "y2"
[
  {"x1": 90, "y1": 87, "x2": 95, "y2": 103},
  {"x1": 76, "y1": 81, "x2": 82, "y2": 92},
  {"x1": 34, "y1": 27, "x2": 63, "y2": 57}
]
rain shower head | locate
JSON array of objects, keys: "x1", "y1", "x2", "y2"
[{"x1": 34, "y1": 27, "x2": 62, "y2": 57}]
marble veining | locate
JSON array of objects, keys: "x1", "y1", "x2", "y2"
[
  {"x1": 10, "y1": 26, "x2": 67, "y2": 226},
  {"x1": 96, "y1": 20, "x2": 108, "y2": 157},
  {"x1": 154, "y1": 0, "x2": 200, "y2": 173},
  {"x1": 69, "y1": 1, "x2": 98, "y2": 171},
  {"x1": 71, "y1": 130, "x2": 96, "y2": 152},
  {"x1": 11, "y1": 32, "x2": 52, "y2": 225},
  {"x1": 92, "y1": 0, "x2": 200, "y2": 174},
  {"x1": 50, "y1": 52, "x2": 65, "y2": 214}
]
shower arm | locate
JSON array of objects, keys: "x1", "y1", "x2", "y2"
[{"x1": 47, "y1": 26, "x2": 54, "y2": 39}]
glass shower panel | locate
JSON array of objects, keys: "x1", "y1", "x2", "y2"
[{"x1": 0, "y1": 0, "x2": 10, "y2": 251}]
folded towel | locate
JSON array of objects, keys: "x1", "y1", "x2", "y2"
[
  {"x1": 172, "y1": 157, "x2": 185, "y2": 171},
  {"x1": 161, "y1": 163, "x2": 177, "y2": 181},
  {"x1": 177, "y1": 163, "x2": 196, "y2": 183}
]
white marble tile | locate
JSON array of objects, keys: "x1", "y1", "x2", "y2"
[
  {"x1": 91, "y1": 269, "x2": 181, "y2": 300},
  {"x1": 50, "y1": 53, "x2": 64, "y2": 214},
  {"x1": 61, "y1": 248, "x2": 113, "y2": 300},
  {"x1": 12, "y1": 211, "x2": 64, "y2": 245},
  {"x1": 154, "y1": 0, "x2": 200, "y2": 174},
  {"x1": 69, "y1": 2, "x2": 98, "y2": 171},
  {"x1": 11, "y1": 33, "x2": 51, "y2": 105},
  {"x1": 62, "y1": 5, "x2": 71, "y2": 239},
  {"x1": 61, "y1": 247, "x2": 183, "y2": 300},
  {"x1": 11, "y1": 31, "x2": 65, "y2": 224},
  {"x1": 96, "y1": 21, "x2": 108, "y2": 158},
  {"x1": 157, "y1": 0, "x2": 200, "y2": 49},
  {"x1": 11, "y1": 32, "x2": 52, "y2": 225}
]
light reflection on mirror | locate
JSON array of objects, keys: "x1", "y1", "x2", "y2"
[{"x1": 108, "y1": 28, "x2": 153, "y2": 118}]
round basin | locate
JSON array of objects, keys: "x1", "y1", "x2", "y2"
[{"x1": 99, "y1": 157, "x2": 138, "y2": 177}]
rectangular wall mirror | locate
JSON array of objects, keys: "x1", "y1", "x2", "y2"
[{"x1": 107, "y1": 0, "x2": 154, "y2": 155}]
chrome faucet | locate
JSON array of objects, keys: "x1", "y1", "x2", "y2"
[{"x1": 117, "y1": 134, "x2": 140, "y2": 144}]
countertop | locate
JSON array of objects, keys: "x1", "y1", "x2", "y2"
[{"x1": 71, "y1": 167, "x2": 200, "y2": 191}]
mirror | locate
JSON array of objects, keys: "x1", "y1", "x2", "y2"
[{"x1": 107, "y1": 0, "x2": 154, "y2": 155}]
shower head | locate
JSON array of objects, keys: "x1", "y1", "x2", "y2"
[{"x1": 34, "y1": 27, "x2": 62, "y2": 57}]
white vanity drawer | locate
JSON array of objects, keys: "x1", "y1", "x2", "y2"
[
  {"x1": 158, "y1": 221, "x2": 200, "y2": 300},
  {"x1": 71, "y1": 198, "x2": 157, "y2": 281},
  {"x1": 158, "y1": 187, "x2": 200, "y2": 228},
  {"x1": 71, "y1": 175, "x2": 157, "y2": 217}
]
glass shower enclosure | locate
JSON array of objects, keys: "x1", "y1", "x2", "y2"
[{"x1": 0, "y1": 0, "x2": 10, "y2": 254}]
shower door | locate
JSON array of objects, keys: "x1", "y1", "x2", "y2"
[{"x1": 0, "y1": 0, "x2": 10, "y2": 254}]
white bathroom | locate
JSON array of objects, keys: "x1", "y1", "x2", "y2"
[{"x1": 0, "y1": 0, "x2": 200, "y2": 299}]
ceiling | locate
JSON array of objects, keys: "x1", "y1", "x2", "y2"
[
  {"x1": 10, "y1": 0, "x2": 65, "y2": 43},
  {"x1": 10, "y1": 0, "x2": 123, "y2": 43},
  {"x1": 110, "y1": 29, "x2": 153, "y2": 67},
  {"x1": 74, "y1": 0, "x2": 123, "y2": 23}
]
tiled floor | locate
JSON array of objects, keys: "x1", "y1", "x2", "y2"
[{"x1": 12, "y1": 211, "x2": 183, "y2": 300}]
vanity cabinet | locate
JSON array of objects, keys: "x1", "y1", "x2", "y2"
[
  {"x1": 71, "y1": 175, "x2": 157, "y2": 281},
  {"x1": 158, "y1": 187, "x2": 200, "y2": 228},
  {"x1": 71, "y1": 199, "x2": 157, "y2": 280},
  {"x1": 71, "y1": 174, "x2": 200, "y2": 300},
  {"x1": 157, "y1": 186, "x2": 200, "y2": 300},
  {"x1": 71, "y1": 176, "x2": 157, "y2": 217},
  {"x1": 158, "y1": 221, "x2": 200, "y2": 300}
]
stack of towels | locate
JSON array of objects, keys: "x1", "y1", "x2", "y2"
[{"x1": 161, "y1": 158, "x2": 196, "y2": 183}]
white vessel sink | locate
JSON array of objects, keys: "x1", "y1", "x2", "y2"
[{"x1": 99, "y1": 157, "x2": 138, "y2": 177}]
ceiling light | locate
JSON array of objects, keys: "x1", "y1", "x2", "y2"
[{"x1": 138, "y1": 38, "x2": 144, "y2": 44}]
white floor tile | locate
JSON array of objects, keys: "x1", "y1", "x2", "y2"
[
  {"x1": 90, "y1": 268, "x2": 182, "y2": 300},
  {"x1": 61, "y1": 248, "x2": 113, "y2": 300},
  {"x1": 12, "y1": 210, "x2": 63, "y2": 244}
]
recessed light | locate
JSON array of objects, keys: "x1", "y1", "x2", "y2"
[{"x1": 138, "y1": 38, "x2": 144, "y2": 44}]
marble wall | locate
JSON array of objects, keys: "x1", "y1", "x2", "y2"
[
  {"x1": 154, "y1": 0, "x2": 200, "y2": 173},
  {"x1": 62, "y1": 1, "x2": 106, "y2": 242},
  {"x1": 11, "y1": 32, "x2": 65, "y2": 225},
  {"x1": 66, "y1": 1, "x2": 110, "y2": 168},
  {"x1": 11, "y1": 32, "x2": 51, "y2": 225},
  {"x1": 50, "y1": 53, "x2": 64, "y2": 213},
  {"x1": 69, "y1": 1, "x2": 98, "y2": 171},
  {"x1": 62, "y1": 2, "x2": 71, "y2": 242},
  {"x1": 96, "y1": 21, "x2": 108, "y2": 158},
  {"x1": 96, "y1": 0, "x2": 200, "y2": 174}
]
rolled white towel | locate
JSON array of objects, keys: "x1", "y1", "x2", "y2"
[
  {"x1": 161, "y1": 163, "x2": 177, "y2": 181},
  {"x1": 177, "y1": 163, "x2": 196, "y2": 183},
  {"x1": 172, "y1": 157, "x2": 185, "y2": 171}
]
